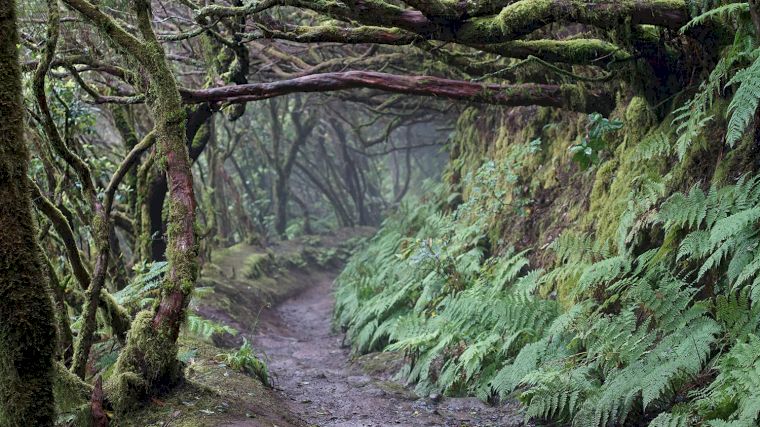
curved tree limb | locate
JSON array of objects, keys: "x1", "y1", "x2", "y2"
[
  {"x1": 196, "y1": 0, "x2": 689, "y2": 44},
  {"x1": 181, "y1": 70, "x2": 614, "y2": 114}
]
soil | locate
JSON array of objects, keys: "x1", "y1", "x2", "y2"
[{"x1": 237, "y1": 269, "x2": 526, "y2": 427}]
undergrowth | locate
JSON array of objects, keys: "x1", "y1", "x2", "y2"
[
  {"x1": 334, "y1": 5, "x2": 760, "y2": 425},
  {"x1": 336, "y1": 176, "x2": 760, "y2": 425},
  {"x1": 215, "y1": 338, "x2": 270, "y2": 387}
]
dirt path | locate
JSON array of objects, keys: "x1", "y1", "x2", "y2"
[{"x1": 250, "y1": 270, "x2": 525, "y2": 427}]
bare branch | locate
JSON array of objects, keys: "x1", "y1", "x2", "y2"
[{"x1": 180, "y1": 70, "x2": 614, "y2": 114}]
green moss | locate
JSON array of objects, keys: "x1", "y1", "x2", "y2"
[
  {"x1": 53, "y1": 362, "x2": 92, "y2": 412},
  {"x1": 119, "y1": 336, "x2": 286, "y2": 427},
  {"x1": 0, "y1": 0, "x2": 58, "y2": 424},
  {"x1": 241, "y1": 252, "x2": 275, "y2": 279},
  {"x1": 102, "y1": 290, "x2": 132, "y2": 343},
  {"x1": 495, "y1": 0, "x2": 553, "y2": 34},
  {"x1": 106, "y1": 311, "x2": 182, "y2": 414}
]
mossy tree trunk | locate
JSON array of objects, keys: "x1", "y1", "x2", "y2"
[
  {"x1": 141, "y1": 105, "x2": 212, "y2": 261},
  {"x1": 0, "y1": 0, "x2": 58, "y2": 424},
  {"x1": 61, "y1": 0, "x2": 200, "y2": 412}
]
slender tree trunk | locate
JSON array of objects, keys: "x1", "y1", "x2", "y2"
[
  {"x1": 39, "y1": 245, "x2": 74, "y2": 365},
  {"x1": 30, "y1": 182, "x2": 132, "y2": 343},
  {"x1": 0, "y1": 1, "x2": 58, "y2": 423},
  {"x1": 208, "y1": 119, "x2": 233, "y2": 245},
  {"x1": 292, "y1": 194, "x2": 313, "y2": 234},
  {"x1": 274, "y1": 169, "x2": 289, "y2": 237},
  {"x1": 295, "y1": 161, "x2": 355, "y2": 227},
  {"x1": 111, "y1": 104, "x2": 140, "y2": 224},
  {"x1": 222, "y1": 167, "x2": 257, "y2": 242},
  {"x1": 108, "y1": 228, "x2": 130, "y2": 290},
  {"x1": 750, "y1": 0, "x2": 760, "y2": 36},
  {"x1": 59, "y1": 0, "x2": 199, "y2": 412}
]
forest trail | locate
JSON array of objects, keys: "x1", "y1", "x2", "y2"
[{"x1": 243, "y1": 269, "x2": 525, "y2": 427}]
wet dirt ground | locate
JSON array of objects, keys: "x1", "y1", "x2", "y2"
[{"x1": 249, "y1": 271, "x2": 526, "y2": 427}]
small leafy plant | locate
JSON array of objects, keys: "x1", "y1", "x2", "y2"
[
  {"x1": 569, "y1": 113, "x2": 623, "y2": 170},
  {"x1": 216, "y1": 338, "x2": 270, "y2": 386}
]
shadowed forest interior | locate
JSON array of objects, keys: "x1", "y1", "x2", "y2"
[{"x1": 3, "y1": 0, "x2": 760, "y2": 426}]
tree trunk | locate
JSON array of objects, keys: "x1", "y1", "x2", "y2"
[
  {"x1": 274, "y1": 170, "x2": 289, "y2": 237},
  {"x1": 59, "y1": 0, "x2": 200, "y2": 412},
  {"x1": 292, "y1": 194, "x2": 314, "y2": 234},
  {"x1": 208, "y1": 119, "x2": 234, "y2": 245},
  {"x1": 39, "y1": 246, "x2": 74, "y2": 364},
  {"x1": 0, "y1": 1, "x2": 58, "y2": 423},
  {"x1": 141, "y1": 105, "x2": 212, "y2": 261}
]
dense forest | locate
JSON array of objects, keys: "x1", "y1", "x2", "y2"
[{"x1": 2, "y1": 0, "x2": 760, "y2": 426}]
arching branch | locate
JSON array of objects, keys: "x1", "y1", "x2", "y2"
[{"x1": 180, "y1": 70, "x2": 614, "y2": 114}]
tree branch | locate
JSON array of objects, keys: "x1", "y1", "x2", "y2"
[
  {"x1": 253, "y1": 21, "x2": 422, "y2": 44},
  {"x1": 454, "y1": 0, "x2": 689, "y2": 44},
  {"x1": 180, "y1": 70, "x2": 613, "y2": 114}
]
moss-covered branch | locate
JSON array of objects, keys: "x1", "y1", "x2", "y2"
[
  {"x1": 33, "y1": 0, "x2": 98, "y2": 205},
  {"x1": 477, "y1": 39, "x2": 632, "y2": 65},
  {"x1": 254, "y1": 22, "x2": 423, "y2": 44},
  {"x1": 196, "y1": 0, "x2": 689, "y2": 44},
  {"x1": 39, "y1": 244, "x2": 74, "y2": 364},
  {"x1": 57, "y1": 0, "x2": 202, "y2": 412},
  {"x1": 454, "y1": 0, "x2": 689, "y2": 43},
  {"x1": 401, "y1": 0, "x2": 466, "y2": 19},
  {"x1": 30, "y1": 181, "x2": 132, "y2": 345},
  {"x1": 60, "y1": 0, "x2": 149, "y2": 64}
]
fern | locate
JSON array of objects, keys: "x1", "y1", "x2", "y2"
[
  {"x1": 649, "y1": 412, "x2": 693, "y2": 427},
  {"x1": 183, "y1": 314, "x2": 238, "y2": 341},
  {"x1": 216, "y1": 338, "x2": 270, "y2": 386},
  {"x1": 335, "y1": 174, "x2": 760, "y2": 426},
  {"x1": 113, "y1": 261, "x2": 168, "y2": 310},
  {"x1": 680, "y1": 2, "x2": 750, "y2": 33},
  {"x1": 658, "y1": 186, "x2": 708, "y2": 230},
  {"x1": 726, "y1": 51, "x2": 760, "y2": 147},
  {"x1": 521, "y1": 367, "x2": 594, "y2": 423},
  {"x1": 575, "y1": 255, "x2": 631, "y2": 295},
  {"x1": 634, "y1": 131, "x2": 672, "y2": 161},
  {"x1": 695, "y1": 335, "x2": 760, "y2": 425}
]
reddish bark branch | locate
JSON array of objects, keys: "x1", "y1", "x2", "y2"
[{"x1": 180, "y1": 71, "x2": 613, "y2": 114}]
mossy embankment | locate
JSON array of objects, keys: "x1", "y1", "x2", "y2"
[
  {"x1": 195, "y1": 228, "x2": 373, "y2": 339},
  {"x1": 334, "y1": 82, "x2": 760, "y2": 426}
]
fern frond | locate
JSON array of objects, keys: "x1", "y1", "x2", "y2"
[
  {"x1": 634, "y1": 131, "x2": 672, "y2": 161},
  {"x1": 709, "y1": 207, "x2": 760, "y2": 246},
  {"x1": 680, "y1": 2, "x2": 749, "y2": 33},
  {"x1": 649, "y1": 412, "x2": 692, "y2": 427},
  {"x1": 726, "y1": 51, "x2": 760, "y2": 147},
  {"x1": 183, "y1": 314, "x2": 238, "y2": 340}
]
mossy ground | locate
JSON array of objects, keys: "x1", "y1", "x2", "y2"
[
  {"x1": 92, "y1": 228, "x2": 373, "y2": 426},
  {"x1": 114, "y1": 337, "x2": 300, "y2": 427}
]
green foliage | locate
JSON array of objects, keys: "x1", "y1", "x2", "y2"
[
  {"x1": 569, "y1": 113, "x2": 623, "y2": 170},
  {"x1": 681, "y1": 3, "x2": 749, "y2": 33},
  {"x1": 456, "y1": 141, "x2": 534, "y2": 220},
  {"x1": 216, "y1": 338, "x2": 270, "y2": 387},
  {"x1": 674, "y1": 3, "x2": 757, "y2": 157},
  {"x1": 726, "y1": 52, "x2": 760, "y2": 147},
  {"x1": 335, "y1": 172, "x2": 760, "y2": 426},
  {"x1": 113, "y1": 261, "x2": 169, "y2": 311},
  {"x1": 183, "y1": 314, "x2": 238, "y2": 341},
  {"x1": 114, "y1": 260, "x2": 238, "y2": 342}
]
